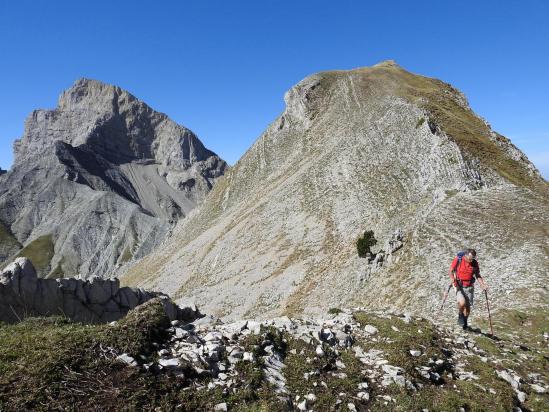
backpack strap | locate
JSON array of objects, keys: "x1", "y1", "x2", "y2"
[{"x1": 453, "y1": 251, "x2": 466, "y2": 287}]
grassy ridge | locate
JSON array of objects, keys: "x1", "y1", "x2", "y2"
[
  {"x1": 367, "y1": 63, "x2": 547, "y2": 193},
  {"x1": 0, "y1": 300, "x2": 284, "y2": 411},
  {"x1": 1, "y1": 299, "x2": 546, "y2": 410}
]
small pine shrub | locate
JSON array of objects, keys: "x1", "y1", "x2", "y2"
[{"x1": 356, "y1": 230, "x2": 377, "y2": 258}]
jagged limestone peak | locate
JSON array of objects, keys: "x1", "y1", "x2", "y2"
[
  {"x1": 14, "y1": 78, "x2": 221, "y2": 169},
  {"x1": 1, "y1": 80, "x2": 227, "y2": 279},
  {"x1": 58, "y1": 77, "x2": 132, "y2": 111}
]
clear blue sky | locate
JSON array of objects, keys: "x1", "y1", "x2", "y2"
[{"x1": 1, "y1": 1, "x2": 548, "y2": 179}]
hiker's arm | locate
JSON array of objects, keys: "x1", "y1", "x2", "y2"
[
  {"x1": 448, "y1": 268, "x2": 457, "y2": 287},
  {"x1": 476, "y1": 275, "x2": 488, "y2": 290},
  {"x1": 474, "y1": 263, "x2": 487, "y2": 290},
  {"x1": 448, "y1": 258, "x2": 458, "y2": 287}
]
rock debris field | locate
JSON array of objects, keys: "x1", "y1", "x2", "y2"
[{"x1": 114, "y1": 308, "x2": 547, "y2": 411}]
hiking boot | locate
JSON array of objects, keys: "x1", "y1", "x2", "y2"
[
  {"x1": 463, "y1": 315, "x2": 469, "y2": 330},
  {"x1": 457, "y1": 312, "x2": 465, "y2": 327}
]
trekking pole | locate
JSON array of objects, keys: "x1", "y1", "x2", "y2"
[
  {"x1": 441, "y1": 270, "x2": 460, "y2": 311},
  {"x1": 440, "y1": 283, "x2": 452, "y2": 311},
  {"x1": 484, "y1": 289, "x2": 494, "y2": 336}
]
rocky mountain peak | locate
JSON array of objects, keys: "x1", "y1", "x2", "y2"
[
  {"x1": 1, "y1": 80, "x2": 227, "y2": 279},
  {"x1": 58, "y1": 77, "x2": 129, "y2": 111},
  {"x1": 273, "y1": 62, "x2": 544, "y2": 192},
  {"x1": 372, "y1": 59, "x2": 400, "y2": 68},
  {"x1": 13, "y1": 78, "x2": 219, "y2": 170}
]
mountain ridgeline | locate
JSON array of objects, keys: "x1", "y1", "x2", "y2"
[
  {"x1": 0, "y1": 79, "x2": 227, "y2": 278},
  {"x1": 0, "y1": 62, "x2": 547, "y2": 412},
  {"x1": 123, "y1": 61, "x2": 548, "y2": 321}
]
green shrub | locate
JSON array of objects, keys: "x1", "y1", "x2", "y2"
[{"x1": 356, "y1": 230, "x2": 377, "y2": 258}]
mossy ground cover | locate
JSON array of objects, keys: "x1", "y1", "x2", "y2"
[
  {"x1": 0, "y1": 300, "x2": 285, "y2": 411},
  {"x1": 0, "y1": 301, "x2": 285, "y2": 411},
  {"x1": 284, "y1": 337, "x2": 364, "y2": 410},
  {"x1": 0, "y1": 221, "x2": 21, "y2": 253},
  {"x1": 472, "y1": 308, "x2": 549, "y2": 411},
  {"x1": 351, "y1": 312, "x2": 516, "y2": 412},
  {"x1": 14, "y1": 234, "x2": 54, "y2": 275},
  {"x1": 353, "y1": 312, "x2": 447, "y2": 378},
  {"x1": 0, "y1": 300, "x2": 183, "y2": 411}
]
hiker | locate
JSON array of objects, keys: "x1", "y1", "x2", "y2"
[{"x1": 448, "y1": 249, "x2": 488, "y2": 330}]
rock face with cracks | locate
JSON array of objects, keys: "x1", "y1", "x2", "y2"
[
  {"x1": 0, "y1": 257, "x2": 201, "y2": 324},
  {"x1": 0, "y1": 78, "x2": 227, "y2": 278},
  {"x1": 124, "y1": 61, "x2": 548, "y2": 321}
]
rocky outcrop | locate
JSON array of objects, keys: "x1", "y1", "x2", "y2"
[
  {"x1": 0, "y1": 257, "x2": 201, "y2": 323},
  {"x1": 125, "y1": 61, "x2": 548, "y2": 321},
  {"x1": 111, "y1": 308, "x2": 547, "y2": 411},
  {"x1": 358, "y1": 229, "x2": 405, "y2": 282},
  {"x1": 0, "y1": 79, "x2": 227, "y2": 278}
]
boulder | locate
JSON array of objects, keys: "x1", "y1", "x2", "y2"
[
  {"x1": 86, "y1": 278, "x2": 114, "y2": 304},
  {"x1": 117, "y1": 287, "x2": 139, "y2": 309}
]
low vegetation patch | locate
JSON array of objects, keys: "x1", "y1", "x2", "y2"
[
  {"x1": 14, "y1": 234, "x2": 54, "y2": 275},
  {"x1": 0, "y1": 299, "x2": 178, "y2": 410},
  {"x1": 118, "y1": 245, "x2": 133, "y2": 264},
  {"x1": 46, "y1": 257, "x2": 66, "y2": 279},
  {"x1": 353, "y1": 312, "x2": 517, "y2": 411},
  {"x1": 0, "y1": 221, "x2": 21, "y2": 254},
  {"x1": 472, "y1": 308, "x2": 549, "y2": 411},
  {"x1": 354, "y1": 312, "x2": 450, "y2": 382},
  {"x1": 356, "y1": 230, "x2": 377, "y2": 258},
  {"x1": 284, "y1": 337, "x2": 364, "y2": 410},
  {"x1": 1, "y1": 303, "x2": 545, "y2": 411}
]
